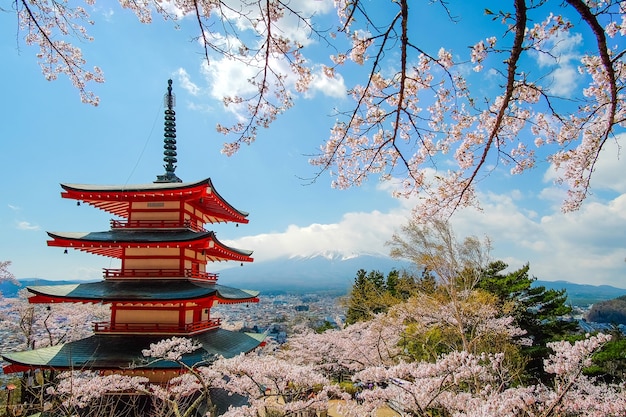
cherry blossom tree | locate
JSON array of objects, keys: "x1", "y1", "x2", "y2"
[
  {"x1": 0, "y1": 281, "x2": 110, "y2": 412},
  {"x1": 47, "y1": 337, "x2": 339, "y2": 417},
  {"x1": 340, "y1": 333, "x2": 626, "y2": 417},
  {"x1": 48, "y1": 372, "x2": 153, "y2": 417},
  {"x1": 278, "y1": 311, "x2": 407, "y2": 378},
  {"x1": 211, "y1": 353, "x2": 341, "y2": 417},
  {"x1": 0, "y1": 290, "x2": 110, "y2": 353},
  {"x1": 48, "y1": 337, "x2": 222, "y2": 417},
  {"x1": 9, "y1": 1, "x2": 625, "y2": 219},
  {"x1": 35, "y1": 310, "x2": 626, "y2": 417},
  {"x1": 312, "y1": 0, "x2": 626, "y2": 219},
  {"x1": 0, "y1": 260, "x2": 18, "y2": 286}
]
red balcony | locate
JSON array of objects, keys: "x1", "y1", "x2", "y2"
[
  {"x1": 92, "y1": 318, "x2": 222, "y2": 335},
  {"x1": 110, "y1": 219, "x2": 206, "y2": 232},
  {"x1": 103, "y1": 268, "x2": 218, "y2": 282}
]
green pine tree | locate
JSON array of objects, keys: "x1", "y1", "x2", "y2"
[{"x1": 477, "y1": 261, "x2": 578, "y2": 382}]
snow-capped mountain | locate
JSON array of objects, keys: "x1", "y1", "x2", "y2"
[{"x1": 217, "y1": 252, "x2": 411, "y2": 294}]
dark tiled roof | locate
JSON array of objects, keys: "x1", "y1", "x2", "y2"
[
  {"x1": 48, "y1": 230, "x2": 213, "y2": 243},
  {"x1": 2, "y1": 330, "x2": 265, "y2": 370},
  {"x1": 60, "y1": 178, "x2": 249, "y2": 220},
  {"x1": 46, "y1": 230, "x2": 254, "y2": 259},
  {"x1": 27, "y1": 280, "x2": 259, "y2": 302},
  {"x1": 61, "y1": 178, "x2": 214, "y2": 193}
]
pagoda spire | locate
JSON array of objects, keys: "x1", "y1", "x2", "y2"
[{"x1": 155, "y1": 79, "x2": 182, "y2": 183}]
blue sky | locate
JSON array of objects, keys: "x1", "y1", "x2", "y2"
[{"x1": 1, "y1": 1, "x2": 625, "y2": 288}]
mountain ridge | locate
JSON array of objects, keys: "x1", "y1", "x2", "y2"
[{"x1": 3, "y1": 254, "x2": 625, "y2": 304}]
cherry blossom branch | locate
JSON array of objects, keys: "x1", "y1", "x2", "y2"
[
  {"x1": 561, "y1": 0, "x2": 619, "y2": 204},
  {"x1": 192, "y1": 0, "x2": 211, "y2": 65},
  {"x1": 0, "y1": 260, "x2": 18, "y2": 285},
  {"x1": 17, "y1": 0, "x2": 103, "y2": 105},
  {"x1": 455, "y1": 0, "x2": 527, "y2": 215}
]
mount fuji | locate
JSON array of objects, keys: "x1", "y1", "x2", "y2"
[{"x1": 216, "y1": 252, "x2": 411, "y2": 294}]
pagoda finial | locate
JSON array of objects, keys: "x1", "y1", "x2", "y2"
[{"x1": 155, "y1": 79, "x2": 182, "y2": 183}]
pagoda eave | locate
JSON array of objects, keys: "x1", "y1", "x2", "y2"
[
  {"x1": 46, "y1": 230, "x2": 253, "y2": 262},
  {"x1": 1, "y1": 330, "x2": 266, "y2": 374},
  {"x1": 26, "y1": 281, "x2": 260, "y2": 304},
  {"x1": 28, "y1": 294, "x2": 100, "y2": 304},
  {"x1": 61, "y1": 178, "x2": 250, "y2": 224},
  {"x1": 217, "y1": 297, "x2": 260, "y2": 305}
]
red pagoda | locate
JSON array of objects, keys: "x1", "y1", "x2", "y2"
[{"x1": 2, "y1": 80, "x2": 263, "y2": 382}]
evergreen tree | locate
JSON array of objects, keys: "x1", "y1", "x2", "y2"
[
  {"x1": 386, "y1": 269, "x2": 399, "y2": 297},
  {"x1": 586, "y1": 327, "x2": 626, "y2": 383},
  {"x1": 344, "y1": 269, "x2": 403, "y2": 324},
  {"x1": 477, "y1": 261, "x2": 578, "y2": 381}
]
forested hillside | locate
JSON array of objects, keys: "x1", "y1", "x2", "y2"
[{"x1": 587, "y1": 296, "x2": 626, "y2": 325}]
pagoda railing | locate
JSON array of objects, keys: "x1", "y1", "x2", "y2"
[
  {"x1": 103, "y1": 268, "x2": 218, "y2": 281},
  {"x1": 92, "y1": 318, "x2": 222, "y2": 335},
  {"x1": 110, "y1": 219, "x2": 206, "y2": 232}
]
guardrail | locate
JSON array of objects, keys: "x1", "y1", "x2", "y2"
[
  {"x1": 92, "y1": 318, "x2": 222, "y2": 334},
  {"x1": 110, "y1": 219, "x2": 206, "y2": 232},
  {"x1": 103, "y1": 268, "x2": 218, "y2": 281}
]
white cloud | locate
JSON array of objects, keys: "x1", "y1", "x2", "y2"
[
  {"x1": 307, "y1": 66, "x2": 347, "y2": 99},
  {"x1": 460, "y1": 187, "x2": 626, "y2": 287},
  {"x1": 217, "y1": 0, "x2": 334, "y2": 47},
  {"x1": 201, "y1": 54, "x2": 346, "y2": 120},
  {"x1": 223, "y1": 208, "x2": 406, "y2": 264},
  {"x1": 175, "y1": 68, "x2": 200, "y2": 96},
  {"x1": 224, "y1": 169, "x2": 626, "y2": 288},
  {"x1": 202, "y1": 56, "x2": 265, "y2": 101},
  {"x1": 548, "y1": 64, "x2": 579, "y2": 97},
  {"x1": 542, "y1": 133, "x2": 626, "y2": 206},
  {"x1": 533, "y1": 31, "x2": 583, "y2": 97},
  {"x1": 16, "y1": 221, "x2": 40, "y2": 231},
  {"x1": 587, "y1": 135, "x2": 626, "y2": 194}
]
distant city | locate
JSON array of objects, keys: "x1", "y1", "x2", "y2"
[{"x1": 213, "y1": 291, "x2": 347, "y2": 344}]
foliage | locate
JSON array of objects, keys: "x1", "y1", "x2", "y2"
[
  {"x1": 42, "y1": 317, "x2": 626, "y2": 416},
  {"x1": 343, "y1": 268, "x2": 412, "y2": 324},
  {"x1": 587, "y1": 295, "x2": 626, "y2": 325},
  {"x1": 9, "y1": 1, "x2": 626, "y2": 218},
  {"x1": 386, "y1": 219, "x2": 579, "y2": 382},
  {"x1": 398, "y1": 290, "x2": 528, "y2": 372},
  {"x1": 387, "y1": 219, "x2": 491, "y2": 296},
  {"x1": 5, "y1": 295, "x2": 625, "y2": 417},
  {"x1": 477, "y1": 261, "x2": 579, "y2": 382},
  {"x1": 0, "y1": 290, "x2": 110, "y2": 353},
  {"x1": 0, "y1": 260, "x2": 17, "y2": 286},
  {"x1": 313, "y1": 320, "x2": 335, "y2": 334},
  {"x1": 584, "y1": 328, "x2": 626, "y2": 383}
]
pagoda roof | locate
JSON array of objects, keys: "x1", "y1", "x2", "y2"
[
  {"x1": 1, "y1": 330, "x2": 265, "y2": 372},
  {"x1": 26, "y1": 280, "x2": 259, "y2": 303},
  {"x1": 60, "y1": 178, "x2": 249, "y2": 224},
  {"x1": 47, "y1": 230, "x2": 253, "y2": 262}
]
